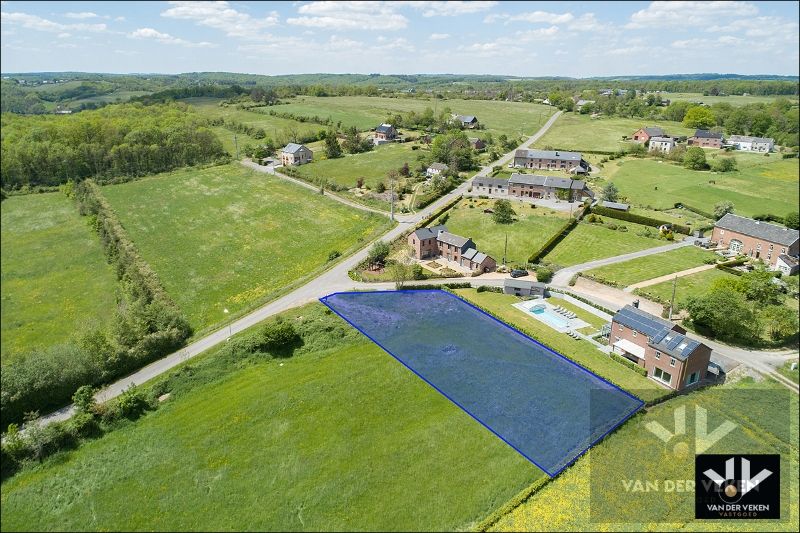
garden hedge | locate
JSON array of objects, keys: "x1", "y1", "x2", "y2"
[{"x1": 592, "y1": 206, "x2": 692, "y2": 235}]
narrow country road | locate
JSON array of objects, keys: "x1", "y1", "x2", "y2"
[{"x1": 34, "y1": 111, "x2": 564, "y2": 427}]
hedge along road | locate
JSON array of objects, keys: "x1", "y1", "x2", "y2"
[{"x1": 32, "y1": 111, "x2": 564, "y2": 429}]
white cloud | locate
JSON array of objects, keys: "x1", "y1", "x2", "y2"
[
  {"x1": 64, "y1": 12, "x2": 99, "y2": 19},
  {"x1": 55, "y1": 42, "x2": 78, "y2": 49},
  {"x1": 162, "y1": 1, "x2": 278, "y2": 40},
  {"x1": 515, "y1": 26, "x2": 560, "y2": 41},
  {"x1": 287, "y1": 2, "x2": 407, "y2": 31},
  {"x1": 408, "y1": 1, "x2": 497, "y2": 17},
  {"x1": 129, "y1": 27, "x2": 216, "y2": 48},
  {"x1": 485, "y1": 10, "x2": 573, "y2": 25},
  {"x1": 429, "y1": 33, "x2": 450, "y2": 40},
  {"x1": 114, "y1": 49, "x2": 138, "y2": 56},
  {"x1": 325, "y1": 35, "x2": 363, "y2": 51},
  {"x1": 57, "y1": 32, "x2": 71, "y2": 38},
  {"x1": 671, "y1": 35, "x2": 744, "y2": 49},
  {"x1": 1, "y1": 11, "x2": 111, "y2": 34},
  {"x1": 627, "y1": 1, "x2": 758, "y2": 29},
  {"x1": 567, "y1": 13, "x2": 609, "y2": 33}
]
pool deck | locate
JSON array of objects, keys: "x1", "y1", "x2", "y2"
[{"x1": 512, "y1": 298, "x2": 611, "y2": 353}]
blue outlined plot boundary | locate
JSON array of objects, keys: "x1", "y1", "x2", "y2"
[{"x1": 319, "y1": 289, "x2": 644, "y2": 477}]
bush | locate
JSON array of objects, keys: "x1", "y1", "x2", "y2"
[
  {"x1": 610, "y1": 353, "x2": 648, "y2": 376},
  {"x1": 260, "y1": 320, "x2": 302, "y2": 357},
  {"x1": 535, "y1": 266, "x2": 553, "y2": 283},
  {"x1": 327, "y1": 250, "x2": 341, "y2": 261},
  {"x1": 591, "y1": 206, "x2": 692, "y2": 235},
  {"x1": 72, "y1": 386, "x2": 96, "y2": 414}
]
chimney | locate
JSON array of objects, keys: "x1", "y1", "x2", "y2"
[{"x1": 633, "y1": 299, "x2": 640, "y2": 308}]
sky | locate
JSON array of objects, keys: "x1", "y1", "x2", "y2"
[{"x1": 1, "y1": 1, "x2": 798, "y2": 77}]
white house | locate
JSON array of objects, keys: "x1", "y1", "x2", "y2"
[
  {"x1": 426, "y1": 162, "x2": 449, "y2": 177},
  {"x1": 648, "y1": 136, "x2": 676, "y2": 153},
  {"x1": 727, "y1": 135, "x2": 774, "y2": 153},
  {"x1": 776, "y1": 254, "x2": 799, "y2": 275},
  {"x1": 280, "y1": 143, "x2": 313, "y2": 166}
]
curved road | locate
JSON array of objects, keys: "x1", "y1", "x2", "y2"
[{"x1": 35, "y1": 111, "x2": 564, "y2": 427}]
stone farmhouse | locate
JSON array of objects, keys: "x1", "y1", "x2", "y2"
[
  {"x1": 407, "y1": 225, "x2": 496, "y2": 273},
  {"x1": 508, "y1": 174, "x2": 594, "y2": 202},
  {"x1": 648, "y1": 136, "x2": 676, "y2": 153},
  {"x1": 374, "y1": 123, "x2": 397, "y2": 144},
  {"x1": 513, "y1": 149, "x2": 589, "y2": 173},
  {"x1": 471, "y1": 177, "x2": 509, "y2": 196},
  {"x1": 727, "y1": 135, "x2": 774, "y2": 153},
  {"x1": 688, "y1": 129, "x2": 723, "y2": 149},
  {"x1": 632, "y1": 126, "x2": 665, "y2": 143},
  {"x1": 712, "y1": 213, "x2": 799, "y2": 269},
  {"x1": 426, "y1": 162, "x2": 448, "y2": 177},
  {"x1": 611, "y1": 305, "x2": 711, "y2": 391},
  {"x1": 280, "y1": 143, "x2": 313, "y2": 166}
]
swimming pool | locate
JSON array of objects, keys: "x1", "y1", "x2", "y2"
[
  {"x1": 530, "y1": 305, "x2": 571, "y2": 329},
  {"x1": 512, "y1": 300, "x2": 589, "y2": 332}
]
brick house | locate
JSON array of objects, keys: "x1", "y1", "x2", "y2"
[
  {"x1": 610, "y1": 305, "x2": 711, "y2": 391},
  {"x1": 407, "y1": 225, "x2": 496, "y2": 273},
  {"x1": 648, "y1": 136, "x2": 675, "y2": 153},
  {"x1": 507, "y1": 174, "x2": 594, "y2": 201},
  {"x1": 632, "y1": 126, "x2": 665, "y2": 143},
  {"x1": 727, "y1": 135, "x2": 774, "y2": 153},
  {"x1": 712, "y1": 213, "x2": 799, "y2": 268},
  {"x1": 688, "y1": 129, "x2": 723, "y2": 149},
  {"x1": 280, "y1": 143, "x2": 313, "y2": 166},
  {"x1": 512, "y1": 149, "x2": 588, "y2": 173},
  {"x1": 374, "y1": 123, "x2": 397, "y2": 142},
  {"x1": 470, "y1": 177, "x2": 508, "y2": 196}
]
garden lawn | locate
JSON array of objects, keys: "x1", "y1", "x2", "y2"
[
  {"x1": 778, "y1": 359, "x2": 799, "y2": 384},
  {"x1": 0, "y1": 304, "x2": 541, "y2": 531},
  {"x1": 604, "y1": 156, "x2": 800, "y2": 218},
  {"x1": 101, "y1": 164, "x2": 391, "y2": 332},
  {"x1": 584, "y1": 246, "x2": 718, "y2": 287},
  {"x1": 0, "y1": 193, "x2": 116, "y2": 362},
  {"x1": 271, "y1": 96, "x2": 555, "y2": 139},
  {"x1": 490, "y1": 378, "x2": 799, "y2": 531},
  {"x1": 534, "y1": 114, "x2": 694, "y2": 153},
  {"x1": 633, "y1": 268, "x2": 736, "y2": 310},
  {"x1": 542, "y1": 221, "x2": 668, "y2": 267},
  {"x1": 445, "y1": 199, "x2": 571, "y2": 265},
  {"x1": 294, "y1": 142, "x2": 420, "y2": 190},
  {"x1": 453, "y1": 289, "x2": 667, "y2": 402}
]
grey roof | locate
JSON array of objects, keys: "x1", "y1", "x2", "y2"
[
  {"x1": 728, "y1": 135, "x2": 774, "y2": 144},
  {"x1": 472, "y1": 177, "x2": 508, "y2": 188},
  {"x1": 601, "y1": 201, "x2": 630, "y2": 211},
  {"x1": 514, "y1": 149, "x2": 583, "y2": 161},
  {"x1": 472, "y1": 251, "x2": 489, "y2": 264},
  {"x1": 778, "y1": 254, "x2": 798, "y2": 266},
  {"x1": 504, "y1": 278, "x2": 546, "y2": 290},
  {"x1": 457, "y1": 115, "x2": 477, "y2": 123},
  {"x1": 509, "y1": 173, "x2": 586, "y2": 190},
  {"x1": 375, "y1": 124, "x2": 395, "y2": 134},
  {"x1": 715, "y1": 214, "x2": 799, "y2": 246},
  {"x1": 282, "y1": 143, "x2": 308, "y2": 154},
  {"x1": 693, "y1": 129, "x2": 723, "y2": 139},
  {"x1": 462, "y1": 248, "x2": 478, "y2": 260},
  {"x1": 643, "y1": 127, "x2": 665, "y2": 137},
  {"x1": 437, "y1": 231, "x2": 471, "y2": 248},
  {"x1": 649, "y1": 136, "x2": 675, "y2": 144},
  {"x1": 411, "y1": 224, "x2": 447, "y2": 240},
  {"x1": 428, "y1": 162, "x2": 449, "y2": 171},
  {"x1": 469, "y1": 137, "x2": 484, "y2": 144}
]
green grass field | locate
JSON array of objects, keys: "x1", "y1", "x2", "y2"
[
  {"x1": 663, "y1": 92, "x2": 799, "y2": 106},
  {"x1": 542, "y1": 221, "x2": 670, "y2": 267},
  {"x1": 534, "y1": 114, "x2": 694, "y2": 153},
  {"x1": 634, "y1": 268, "x2": 736, "y2": 309},
  {"x1": 0, "y1": 303, "x2": 541, "y2": 531},
  {"x1": 604, "y1": 155, "x2": 800, "y2": 218},
  {"x1": 778, "y1": 359, "x2": 799, "y2": 384},
  {"x1": 584, "y1": 246, "x2": 718, "y2": 287},
  {"x1": 101, "y1": 164, "x2": 391, "y2": 332},
  {"x1": 271, "y1": 96, "x2": 555, "y2": 139},
  {"x1": 0, "y1": 193, "x2": 117, "y2": 362},
  {"x1": 454, "y1": 289, "x2": 667, "y2": 402},
  {"x1": 444, "y1": 198, "x2": 571, "y2": 265},
  {"x1": 626, "y1": 205, "x2": 712, "y2": 227},
  {"x1": 491, "y1": 378, "x2": 799, "y2": 531},
  {"x1": 294, "y1": 142, "x2": 423, "y2": 190}
]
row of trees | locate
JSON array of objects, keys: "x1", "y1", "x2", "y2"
[{"x1": 1, "y1": 103, "x2": 227, "y2": 190}]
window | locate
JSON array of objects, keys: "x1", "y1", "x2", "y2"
[
  {"x1": 687, "y1": 372, "x2": 699, "y2": 385},
  {"x1": 614, "y1": 336, "x2": 620, "y2": 342},
  {"x1": 412, "y1": 239, "x2": 416, "y2": 245},
  {"x1": 655, "y1": 351, "x2": 661, "y2": 360},
  {"x1": 757, "y1": 243, "x2": 761, "y2": 250},
  {"x1": 781, "y1": 247, "x2": 786, "y2": 253},
  {"x1": 618, "y1": 324, "x2": 624, "y2": 331},
  {"x1": 769, "y1": 244, "x2": 774, "y2": 250},
  {"x1": 632, "y1": 330, "x2": 637, "y2": 338},
  {"x1": 670, "y1": 357, "x2": 676, "y2": 367},
  {"x1": 653, "y1": 367, "x2": 672, "y2": 385}
]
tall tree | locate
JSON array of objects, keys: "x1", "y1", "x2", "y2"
[{"x1": 682, "y1": 106, "x2": 716, "y2": 129}]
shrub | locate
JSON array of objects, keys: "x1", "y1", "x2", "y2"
[
  {"x1": 535, "y1": 266, "x2": 553, "y2": 283},
  {"x1": 327, "y1": 250, "x2": 341, "y2": 261},
  {"x1": 260, "y1": 320, "x2": 302, "y2": 357},
  {"x1": 72, "y1": 386, "x2": 97, "y2": 414}
]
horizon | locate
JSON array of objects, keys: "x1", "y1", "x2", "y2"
[{"x1": 2, "y1": 1, "x2": 799, "y2": 77}]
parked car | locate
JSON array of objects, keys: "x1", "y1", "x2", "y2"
[{"x1": 510, "y1": 269, "x2": 528, "y2": 278}]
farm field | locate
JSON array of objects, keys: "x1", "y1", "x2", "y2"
[
  {"x1": 294, "y1": 142, "x2": 422, "y2": 190},
  {"x1": 272, "y1": 96, "x2": 555, "y2": 139},
  {"x1": 604, "y1": 156, "x2": 800, "y2": 218},
  {"x1": 663, "y1": 91, "x2": 799, "y2": 106},
  {"x1": 445, "y1": 198, "x2": 571, "y2": 265},
  {"x1": 185, "y1": 97, "x2": 322, "y2": 144},
  {"x1": 0, "y1": 193, "x2": 117, "y2": 362},
  {"x1": 583, "y1": 246, "x2": 718, "y2": 287},
  {"x1": 541, "y1": 221, "x2": 671, "y2": 267},
  {"x1": 454, "y1": 289, "x2": 668, "y2": 402},
  {"x1": 633, "y1": 268, "x2": 736, "y2": 309},
  {"x1": 101, "y1": 164, "x2": 391, "y2": 332},
  {"x1": 0, "y1": 303, "x2": 541, "y2": 531},
  {"x1": 490, "y1": 378, "x2": 799, "y2": 531},
  {"x1": 209, "y1": 125, "x2": 260, "y2": 156},
  {"x1": 534, "y1": 113, "x2": 694, "y2": 152},
  {"x1": 626, "y1": 205, "x2": 712, "y2": 227}
]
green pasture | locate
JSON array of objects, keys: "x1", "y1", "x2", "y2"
[{"x1": 584, "y1": 246, "x2": 718, "y2": 287}]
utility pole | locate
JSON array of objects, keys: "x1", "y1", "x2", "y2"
[
  {"x1": 668, "y1": 275, "x2": 678, "y2": 320},
  {"x1": 390, "y1": 174, "x2": 395, "y2": 222},
  {"x1": 503, "y1": 232, "x2": 508, "y2": 266},
  {"x1": 234, "y1": 134, "x2": 239, "y2": 160}
]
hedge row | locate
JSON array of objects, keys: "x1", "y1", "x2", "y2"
[
  {"x1": 610, "y1": 353, "x2": 648, "y2": 376},
  {"x1": 674, "y1": 202, "x2": 713, "y2": 220},
  {"x1": 0, "y1": 181, "x2": 192, "y2": 425},
  {"x1": 397, "y1": 282, "x2": 472, "y2": 291},
  {"x1": 548, "y1": 288, "x2": 616, "y2": 316},
  {"x1": 528, "y1": 218, "x2": 578, "y2": 263},
  {"x1": 591, "y1": 206, "x2": 692, "y2": 235}
]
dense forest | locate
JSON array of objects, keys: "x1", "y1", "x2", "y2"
[{"x1": 1, "y1": 103, "x2": 226, "y2": 189}]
